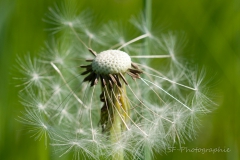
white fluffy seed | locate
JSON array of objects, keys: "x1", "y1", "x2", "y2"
[{"x1": 92, "y1": 50, "x2": 131, "y2": 75}]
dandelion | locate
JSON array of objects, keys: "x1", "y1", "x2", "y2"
[{"x1": 16, "y1": 2, "x2": 215, "y2": 160}]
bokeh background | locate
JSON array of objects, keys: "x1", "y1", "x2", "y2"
[{"x1": 0, "y1": 0, "x2": 239, "y2": 160}]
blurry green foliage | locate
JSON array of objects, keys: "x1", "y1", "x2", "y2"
[{"x1": 0, "y1": 0, "x2": 239, "y2": 160}]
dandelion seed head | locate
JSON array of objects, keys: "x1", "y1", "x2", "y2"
[
  {"x1": 55, "y1": 56, "x2": 64, "y2": 64},
  {"x1": 61, "y1": 109, "x2": 67, "y2": 114},
  {"x1": 76, "y1": 129, "x2": 85, "y2": 134},
  {"x1": 31, "y1": 72, "x2": 39, "y2": 81},
  {"x1": 67, "y1": 21, "x2": 73, "y2": 27},
  {"x1": 85, "y1": 29, "x2": 94, "y2": 39},
  {"x1": 53, "y1": 84, "x2": 61, "y2": 93},
  {"x1": 37, "y1": 103, "x2": 45, "y2": 110},
  {"x1": 119, "y1": 37, "x2": 125, "y2": 44},
  {"x1": 15, "y1": 3, "x2": 217, "y2": 160},
  {"x1": 92, "y1": 50, "x2": 131, "y2": 75},
  {"x1": 42, "y1": 123, "x2": 48, "y2": 129}
]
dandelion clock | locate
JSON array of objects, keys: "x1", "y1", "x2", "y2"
[{"x1": 16, "y1": 2, "x2": 216, "y2": 160}]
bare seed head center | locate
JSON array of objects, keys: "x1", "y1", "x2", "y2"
[{"x1": 92, "y1": 50, "x2": 131, "y2": 75}]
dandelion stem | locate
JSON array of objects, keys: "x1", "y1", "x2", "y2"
[
  {"x1": 106, "y1": 84, "x2": 130, "y2": 160},
  {"x1": 143, "y1": 0, "x2": 152, "y2": 159},
  {"x1": 110, "y1": 103, "x2": 124, "y2": 160}
]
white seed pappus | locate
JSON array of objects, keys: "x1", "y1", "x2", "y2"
[{"x1": 15, "y1": 3, "x2": 216, "y2": 160}]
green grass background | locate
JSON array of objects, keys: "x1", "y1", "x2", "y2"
[{"x1": 0, "y1": 0, "x2": 239, "y2": 160}]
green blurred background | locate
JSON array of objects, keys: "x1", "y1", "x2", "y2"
[{"x1": 0, "y1": 0, "x2": 239, "y2": 160}]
